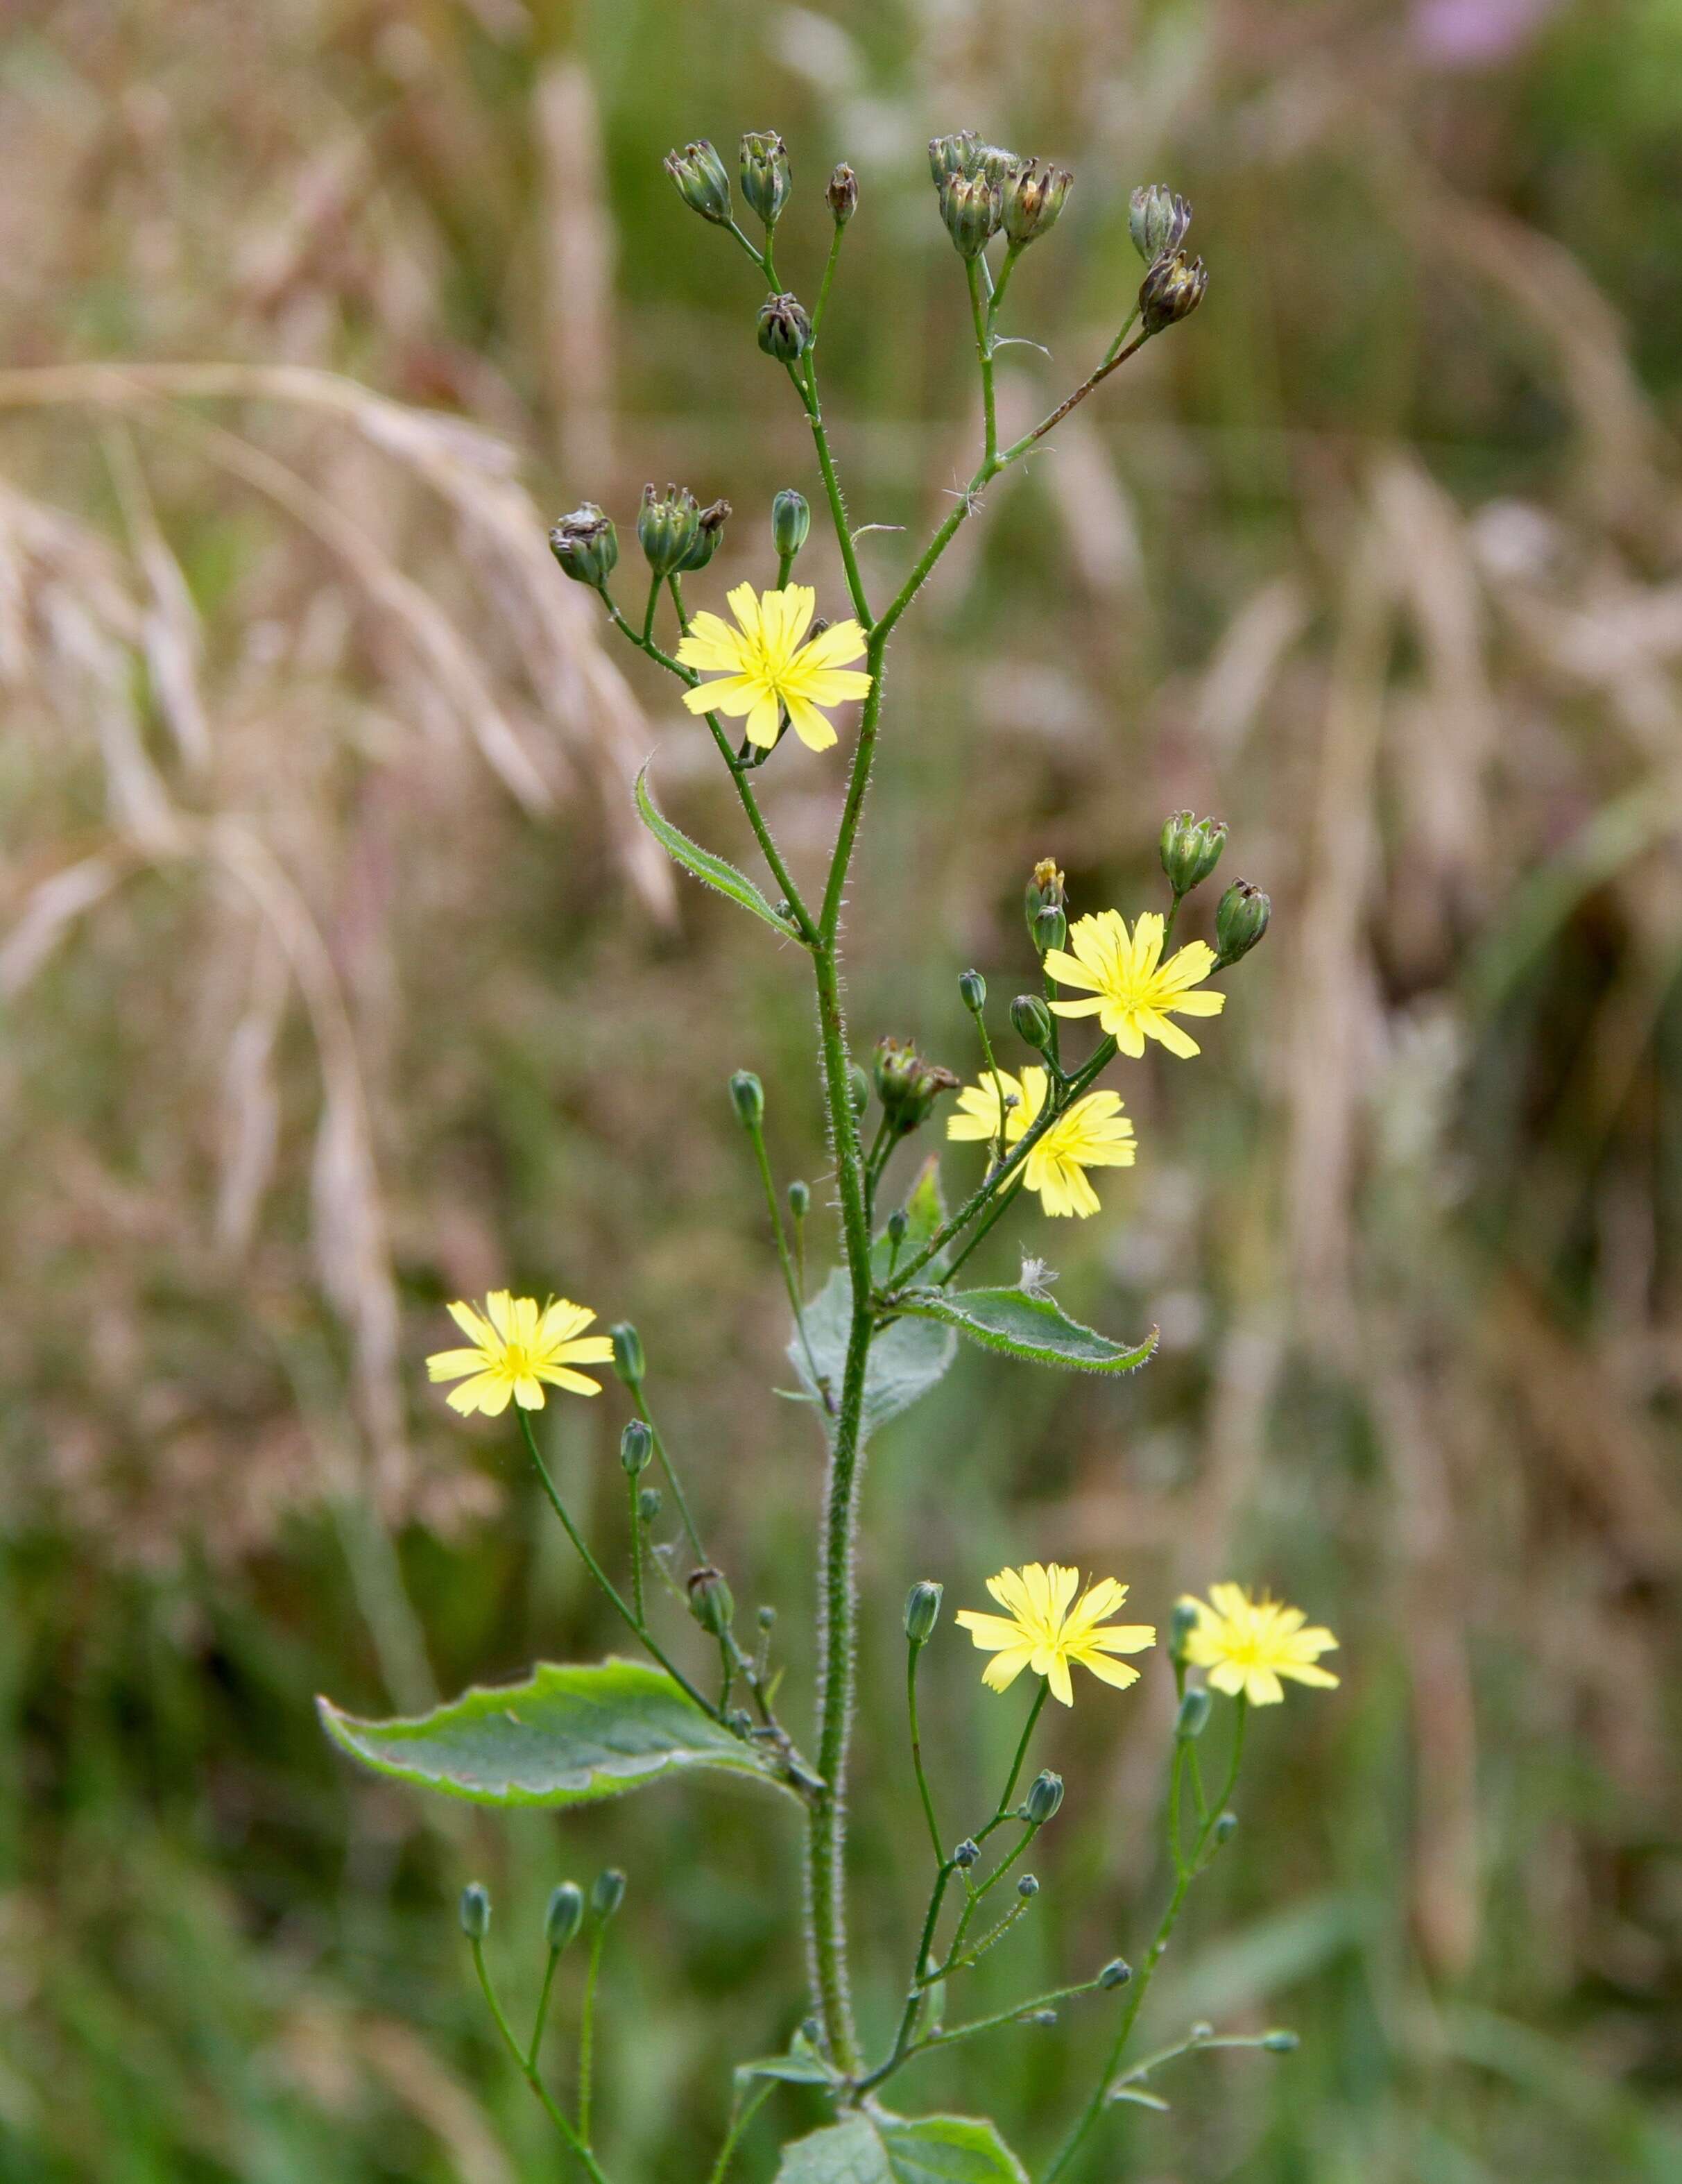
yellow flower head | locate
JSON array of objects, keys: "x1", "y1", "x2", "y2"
[
  {"x1": 1180, "y1": 1583, "x2": 1340, "y2": 1707},
  {"x1": 677, "y1": 583, "x2": 871, "y2": 751},
  {"x1": 946, "y1": 1063, "x2": 1135, "y2": 1218},
  {"x1": 427, "y1": 1292, "x2": 614, "y2": 1417},
  {"x1": 956, "y1": 1563, "x2": 1156, "y2": 1707},
  {"x1": 1046, "y1": 910, "x2": 1226, "y2": 1059}
]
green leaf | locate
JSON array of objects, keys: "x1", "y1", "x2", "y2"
[
  {"x1": 775, "y1": 2114, "x2": 1028, "y2": 2184},
  {"x1": 895, "y1": 1283, "x2": 1158, "y2": 1374},
  {"x1": 871, "y1": 1154, "x2": 949, "y2": 1281},
  {"x1": 318, "y1": 1657, "x2": 798, "y2": 1808},
  {"x1": 791, "y1": 1266, "x2": 955, "y2": 1441},
  {"x1": 635, "y1": 764, "x2": 800, "y2": 941}
]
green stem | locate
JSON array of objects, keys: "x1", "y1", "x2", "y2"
[
  {"x1": 990, "y1": 1675, "x2": 1050, "y2": 1829},
  {"x1": 472, "y1": 1937, "x2": 612, "y2": 2183},
  {"x1": 970, "y1": 1005, "x2": 1012, "y2": 1167},
  {"x1": 812, "y1": 219, "x2": 846, "y2": 343},
  {"x1": 640, "y1": 569, "x2": 661, "y2": 647},
  {"x1": 907, "y1": 1640, "x2": 945, "y2": 1864},
  {"x1": 577, "y1": 1925, "x2": 605, "y2": 2144},
  {"x1": 528, "y1": 1943, "x2": 562, "y2": 2069},
  {"x1": 966, "y1": 256, "x2": 998, "y2": 468},
  {"x1": 628, "y1": 1384, "x2": 705, "y2": 1566},
  {"x1": 860, "y1": 1975, "x2": 1099, "y2": 2094},
  {"x1": 790, "y1": 358, "x2": 873, "y2": 629},
  {"x1": 707, "y1": 2082, "x2": 775, "y2": 2184},
  {"x1": 626, "y1": 1473, "x2": 645, "y2": 1625},
  {"x1": 938, "y1": 1180, "x2": 1022, "y2": 1287},
  {"x1": 744, "y1": 1111, "x2": 828, "y2": 1408}
]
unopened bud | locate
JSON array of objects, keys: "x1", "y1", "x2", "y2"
[
  {"x1": 1213, "y1": 1811, "x2": 1238, "y2": 1845},
  {"x1": 1032, "y1": 903, "x2": 1067, "y2": 957},
  {"x1": 1169, "y1": 1598, "x2": 1200, "y2": 1662},
  {"x1": 1175, "y1": 1687, "x2": 1212, "y2": 1739},
  {"x1": 1024, "y1": 859, "x2": 1065, "y2": 936},
  {"x1": 974, "y1": 144, "x2": 1024, "y2": 187},
  {"x1": 545, "y1": 1881, "x2": 584, "y2": 1951},
  {"x1": 940, "y1": 172, "x2": 1000, "y2": 259},
  {"x1": 1263, "y1": 2029, "x2": 1300, "y2": 2053},
  {"x1": 1139, "y1": 248, "x2": 1209, "y2": 334},
  {"x1": 728, "y1": 1706, "x2": 753, "y2": 1732},
  {"x1": 848, "y1": 1064, "x2": 869, "y2": 1118},
  {"x1": 590, "y1": 1868, "x2": 626, "y2": 1922},
  {"x1": 729, "y1": 1070, "x2": 764, "y2": 1129},
  {"x1": 958, "y1": 968, "x2": 987, "y2": 1014},
  {"x1": 637, "y1": 483, "x2": 701, "y2": 578},
  {"x1": 757, "y1": 292, "x2": 813, "y2": 364},
  {"x1": 827, "y1": 163, "x2": 858, "y2": 225},
  {"x1": 740, "y1": 130, "x2": 792, "y2": 230},
  {"x1": 904, "y1": 1580, "x2": 943, "y2": 1646},
  {"x1": 1215, "y1": 879, "x2": 1270, "y2": 968},
  {"x1": 1022, "y1": 1770, "x2": 1064, "y2": 1826},
  {"x1": 953, "y1": 1838, "x2": 980, "y2": 1870},
  {"x1": 620, "y1": 1419, "x2": 653, "y2": 1476},
  {"x1": 873, "y1": 1038, "x2": 959, "y2": 1136},
  {"x1": 548, "y1": 503, "x2": 618, "y2": 588},
  {"x1": 664, "y1": 139, "x2": 732, "y2": 225},
  {"x1": 787, "y1": 1179, "x2": 810, "y2": 1219},
  {"x1": 1099, "y1": 1957, "x2": 1133, "y2": 1989},
  {"x1": 638, "y1": 1485, "x2": 662, "y2": 1524},
  {"x1": 1002, "y1": 159, "x2": 1072, "y2": 248},
  {"x1": 757, "y1": 1603, "x2": 777, "y2": 1630},
  {"x1": 1129, "y1": 183, "x2": 1192, "y2": 264},
  {"x1": 886, "y1": 1209, "x2": 907, "y2": 1246},
  {"x1": 928, "y1": 131, "x2": 979, "y2": 187},
  {"x1": 771, "y1": 488, "x2": 811, "y2": 560},
  {"x1": 1017, "y1": 1873, "x2": 1040, "y2": 1899},
  {"x1": 676, "y1": 497, "x2": 731, "y2": 573},
  {"x1": 609, "y1": 1322, "x2": 644, "y2": 1386},
  {"x1": 1159, "y1": 811, "x2": 1227, "y2": 897},
  {"x1": 687, "y1": 1564, "x2": 735, "y2": 1636},
  {"x1": 1011, "y1": 994, "x2": 1054, "y2": 1050},
  {"x1": 458, "y1": 1882, "x2": 491, "y2": 1939}
]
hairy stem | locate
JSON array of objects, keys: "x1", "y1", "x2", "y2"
[{"x1": 472, "y1": 1937, "x2": 611, "y2": 2183}]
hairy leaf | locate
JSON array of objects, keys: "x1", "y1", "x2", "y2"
[
  {"x1": 775, "y1": 2114, "x2": 1028, "y2": 2184},
  {"x1": 635, "y1": 764, "x2": 799, "y2": 940},
  {"x1": 792, "y1": 1266, "x2": 955, "y2": 1440},
  {"x1": 895, "y1": 1284, "x2": 1157, "y2": 1374},
  {"x1": 318, "y1": 1657, "x2": 796, "y2": 1807}
]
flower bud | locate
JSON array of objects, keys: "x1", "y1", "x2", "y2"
[
  {"x1": 609, "y1": 1322, "x2": 645, "y2": 1386},
  {"x1": 1002, "y1": 159, "x2": 1072, "y2": 248},
  {"x1": 638, "y1": 1485, "x2": 662, "y2": 1525},
  {"x1": 1099, "y1": 1957, "x2": 1133, "y2": 1989},
  {"x1": 637, "y1": 483, "x2": 701, "y2": 577},
  {"x1": 620, "y1": 1419, "x2": 653, "y2": 1476},
  {"x1": 928, "y1": 131, "x2": 979, "y2": 187},
  {"x1": 1032, "y1": 903, "x2": 1067, "y2": 957},
  {"x1": 1169, "y1": 1598, "x2": 1199, "y2": 1662},
  {"x1": 675, "y1": 497, "x2": 731, "y2": 574},
  {"x1": 1213, "y1": 1811, "x2": 1238, "y2": 1845},
  {"x1": 787, "y1": 1179, "x2": 810, "y2": 1219},
  {"x1": 664, "y1": 139, "x2": 732, "y2": 225},
  {"x1": 904, "y1": 1579, "x2": 943, "y2": 1646},
  {"x1": 848, "y1": 1064, "x2": 869, "y2": 1117},
  {"x1": 940, "y1": 172, "x2": 1001, "y2": 259},
  {"x1": 1159, "y1": 811, "x2": 1227, "y2": 897},
  {"x1": 974, "y1": 144, "x2": 1024, "y2": 188},
  {"x1": 1262, "y1": 2029, "x2": 1300, "y2": 2053},
  {"x1": 1011, "y1": 994, "x2": 1054, "y2": 1050},
  {"x1": 1023, "y1": 858, "x2": 1065, "y2": 937},
  {"x1": 771, "y1": 488, "x2": 811, "y2": 562},
  {"x1": 886, "y1": 1209, "x2": 908, "y2": 1247},
  {"x1": 729, "y1": 1070, "x2": 765, "y2": 1129},
  {"x1": 757, "y1": 292, "x2": 813, "y2": 364},
  {"x1": 549, "y1": 503, "x2": 618, "y2": 588},
  {"x1": 1129, "y1": 183, "x2": 1192, "y2": 264},
  {"x1": 1022, "y1": 1769, "x2": 1064, "y2": 1825},
  {"x1": 1215, "y1": 879, "x2": 1271, "y2": 968},
  {"x1": 953, "y1": 1839, "x2": 980, "y2": 1870},
  {"x1": 1175, "y1": 1687, "x2": 1212, "y2": 1739},
  {"x1": 458, "y1": 1882, "x2": 491, "y2": 1939},
  {"x1": 827, "y1": 163, "x2": 859, "y2": 225},
  {"x1": 687, "y1": 1564, "x2": 735, "y2": 1636},
  {"x1": 873, "y1": 1038, "x2": 959, "y2": 1136},
  {"x1": 740, "y1": 130, "x2": 792, "y2": 230},
  {"x1": 958, "y1": 968, "x2": 987, "y2": 1014},
  {"x1": 757, "y1": 1603, "x2": 776, "y2": 1630},
  {"x1": 590, "y1": 1868, "x2": 626, "y2": 1922},
  {"x1": 545, "y1": 1881, "x2": 585, "y2": 1952},
  {"x1": 1017, "y1": 1873, "x2": 1040, "y2": 1898},
  {"x1": 1139, "y1": 248, "x2": 1209, "y2": 334}
]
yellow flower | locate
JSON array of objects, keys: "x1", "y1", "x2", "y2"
[
  {"x1": 427, "y1": 1291, "x2": 615, "y2": 1417},
  {"x1": 956, "y1": 1563, "x2": 1156, "y2": 1707},
  {"x1": 1180, "y1": 1583, "x2": 1340, "y2": 1706},
  {"x1": 1046, "y1": 910, "x2": 1226, "y2": 1059},
  {"x1": 946, "y1": 1063, "x2": 1135, "y2": 1218},
  {"x1": 676, "y1": 583, "x2": 871, "y2": 751}
]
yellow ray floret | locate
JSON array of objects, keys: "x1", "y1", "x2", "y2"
[
  {"x1": 676, "y1": 582, "x2": 871, "y2": 751},
  {"x1": 1180, "y1": 1583, "x2": 1340, "y2": 1707},
  {"x1": 426, "y1": 1291, "x2": 615, "y2": 1417},
  {"x1": 1045, "y1": 910, "x2": 1226, "y2": 1059},
  {"x1": 946, "y1": 1063, "x2": 1135, "y2": 1218},
  {"x1": 956, "y1": 1562, "x2": 1156, "y2": 1707}
]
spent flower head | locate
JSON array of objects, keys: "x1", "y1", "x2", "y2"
[
  {"x1": 956, "y1": 1563, "x2": 1156, "y2": 1707},
  {"x1": 1139, "y1": 248, "x2": 1209, "y2": 334},
  {"x1": 677, "y1": 583, "x2": 870, "y2": 751},
  {"x1": 1180, "y1": 1584, "x2": 1340, "y2": 1706},
  {"x1": 947, "y1": 1064, "x2": 1135, "y2": 1218},
  {"x1": 427, "y1": 1293, "x2": 614, "y2": 1417},
  {"x1": 1046, "y1": 910, "x2": 1226, "y2": 1059}
]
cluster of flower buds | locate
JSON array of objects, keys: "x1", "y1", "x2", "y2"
[
  {"x1": 757, "y1": 292, "x2": 813, "y2": 363},
  {"x1": 929, "y1": 132, "x2": 1071, "y2": 259},
  {"x1": 548, "y1": 502, "x2": 619, "y2": 588},
  {"x1": 637, "y1": 484, "x2": 731, "y2": 577},
  {"x1": 873, "y1": 1037, "x2": 959, "y2": 1138},
  {"x1": 1215, "y1": 878, "x2": 1271, "y2": 967},
  {"x1": 1130, "y1": 182, "x2": 1208, "y2": 335},
  {"x1": 1159, "y1": 810, "x2": 1227, "y2": 898}
]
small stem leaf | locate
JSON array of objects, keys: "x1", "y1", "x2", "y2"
[
  {"x1": 318, "y1": 1657, "x2": 799, "y2": 1807},
  {"x1": 792, "y1": 1267, "x2": 955, "y2": 1441},
  {"x1": 1108, "y1": 2087, "x2": 1172, "y2": 2112},
  {"x1": 635, "y1": 764, "x2": 800, "y2": 940},
  {"x1": 871, "y1": 1154, "x2": 949, "y2": 1281},
  {"x1": 894, "y1": 1286, "x2": 1159, "y2": 1374},
  {"x1": 774, "y1": 2115, "x2": 1028, "y2": 2184}
]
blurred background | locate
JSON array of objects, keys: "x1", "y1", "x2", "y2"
[{"x1": 2, "y1": 0, "x2": 1680, "y2": 2177}]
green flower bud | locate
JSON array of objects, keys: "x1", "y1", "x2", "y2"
[
  {"x1": 953, "y1": 1839, "x2": 980, "y2": 1870},
  {"x1": 873, "y1": 1038, "x2": 959, "y2": 1136},
  {"x1": 1099, "y1": 1957, "x2": 1133, "y2": 1988},
  {"x1": 1129, "y1": 182, "x2": 1192, "y2": 264},
  {"x1": 1011, "y1": 993, "x2": 1054, "y2": 1050},
  {"x1": 1175, "y1": 1687, "x2": 1212, "y2": 1739},
  {"x1": 664, "y1": 139, "x2": 732, "y2": 225},
  {"x1": 637, "y1": 483, "x2": 701, "y2": 577},
  {"x1": 974, "y1": 143, "x2": 1024, "y2": 188},
  {"x1": 1262, "y1": 2029, "x2": 1300, "y2": 2053},
  {"x1": 740, "y1": 130, "x2": 792, "y2": 230},
  {"x1": 609, "y1": 1322, "x2": 644, "y2": 1386},
  {"x1": 1139, "y1": 248, "x2": 1209, "y2": 334},
  {"x1": 787, "y1": 1179, "x2": 810, "y2": 1219},
  {"x1": 687, "y1": 1564, "x2": 735, "y2": 1636},
  {"x1": 620, "y1": 1419, "x2": 653, "y2": 1476},
  {"x1": 886, "y1": 1209, "x2": 907, "y2": 1247},
  {"x1": 1022, "y1": 1769, "x2": 1064, "y2": 1825},
  {"x1": 637, "y1": 1485, "x2": 662, "y2": 1525},
  {"x1": 827, "y1": 163, "x2": 858, "y2": 225},
  {"x1": 940, "y1": 172, "x2": 1001, "y2": 259},
  {"x1": 548, "y1": 503, "x2": 618, "y2": 588},
  {"x1": 929, "y1": 131, "x2": 979, "y2": 187},
  {"x1": 1032, "y1": 903, "x2": 1067, "y2": 957},
  {"x1": 1213, "y1": 1811, "x2": 1238, "y2": 1845},
  {"x1": 771, "y1": 488, "x2": 811, "y2": 560},
  {"x1": 757, "y1": 1603, "x2": 777, "y2": 1629},
  {"x1": 1024, "y1": 858, "x2": 1065, "y2": 937},
  {"x1": 1002, "y1": 159, "x2": 1072, "y2": 248},
  {"x1": 1018, "y1": 1872, "x2": 1040, "y2": 1898},
  {"x1": 958, "y1": 968, "x2": 987, "y2": 1014},
  {"x1": 545, "y1": 1881, "x2": 585, "y2": 1951},
  {"x1": 674, "y1": 497, "x2": 731, "y2": 574},
  {"x1": 904, "y1": 1580, "x2": 943, "y2": 1646},
  {"x1": 1159, "y1": 811, "x2": 1227, "y2": 896},
  {"x1": 458, "y1": 1882, "x2": 491, "y2": 1939},
  {"x1": 590, "y1": 1868, "x2": 626, "y2": 1922},
  {"x1": 757, "y1": 292, "x2": 813, "y2": 363},
  {"x1": 1215, "y1": 879, "x2": 1270, "y2": 968},
  {"x1": 848, "y1": 1064, "x2": 870, "y2": 1118},
  {"x1": 1169, "y1": 1598, "x2": 1199, "y2": 1662},
  {"x1": 729, "y1": 1070, "x2": 765, "y2": 1129}
]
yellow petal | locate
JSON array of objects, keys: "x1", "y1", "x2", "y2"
[
  {"x1": 799, "y1": 620, "x2": 868, "y2": 669},
  {"x1": 784, "y1": 694, "x2": 839, "y2": 751},
  {"x1": 690, "y1": 676, "x2": 764, "y2": 721},
  {"x1": 1075, "y1": 1650, "x2": 1142, "y2": 1690},
  {"x1": 793, "y1": 666, "x2": 873, "y2": 708},
  {"x1": 427, "y1": 1347, "x2": 488, "y2": 1381},
  {"x1": 954, "y1": 1611, "x2": 1030, "y2": 1652},
  {"x1": 675, "y1": 611, "x2": 749, "y2": 672},
  {"x1": 1045, "y1": 1654, "x2": 1075, "y2": 1707},
  {"x1": 981, "y1": 1646, "x2": 1034, "y2": 1693},
  {"x1": 447, "y1": 1299, "x2": 495, "y2": 1345}
]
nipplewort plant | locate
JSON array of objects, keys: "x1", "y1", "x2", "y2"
[{"x1": 319, "y1": 125, "x2": 1337, "y2": 2182}]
